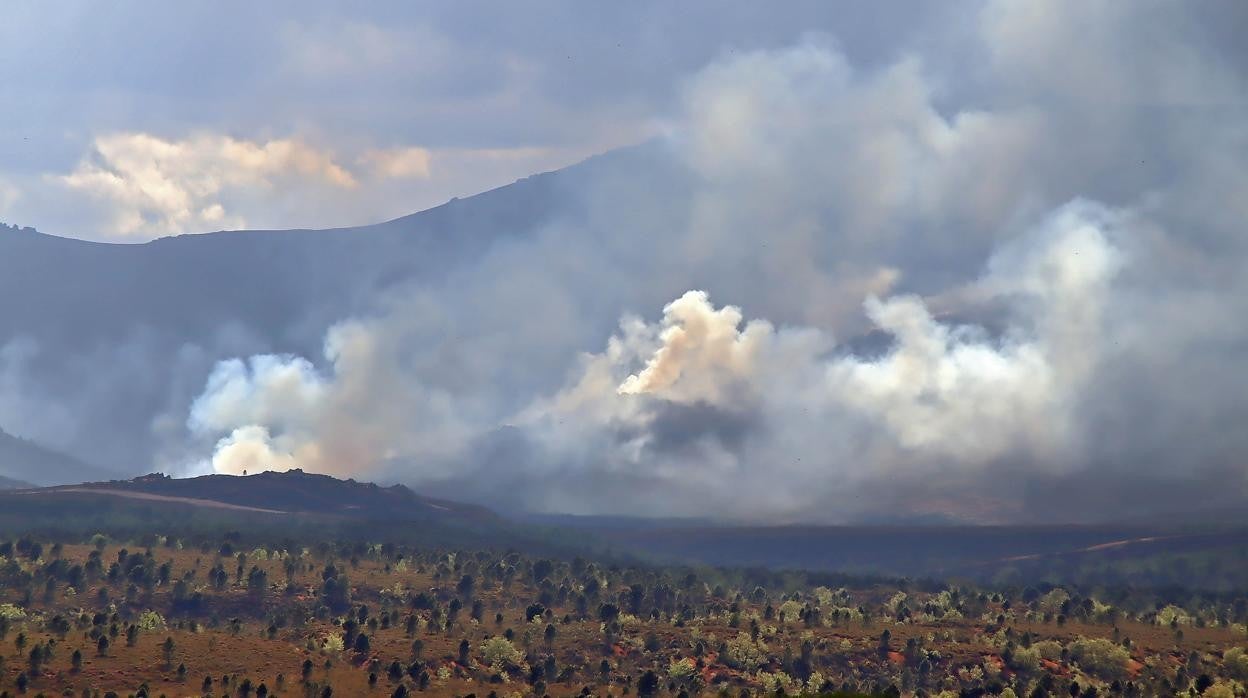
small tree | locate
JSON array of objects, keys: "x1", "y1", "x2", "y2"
[
  {"x1": 247, "y1": 565, "x2": 268, "y2": 602},
  {"x1": 27, "y1": 645, "x2": 42, "y2": 675},
  {"x1": 97, "y1": 635, "x2": 109, "y2": 656},
  {"x1": 638, "y1": 669, "x2": 660, "y2": 697},
  {"x1": 457, "y1": 574, "x2": 475, "y2": 599}
]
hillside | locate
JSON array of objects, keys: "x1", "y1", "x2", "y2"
[
  {"x1": 0, "y1": 145, "x2": 667, "y2": 350},
  {"x1": 6, "y1": 528, "x2": 1246, "y2": 698},
  {"x1": 0, "y1": 425, "x2": 117, "y2": 486},
  {"x1": 0, "y1": 144, "x2": 679, "y2": 475},
  {"x1": 20, "y1": 469, "x2": 496, "y2": 523},
  {"x1": 594, "y1": 522, "x2": 1248, "y2": 590},
  {"x1": 0, "y1": 474, "x2": 34, "y2": 489}
]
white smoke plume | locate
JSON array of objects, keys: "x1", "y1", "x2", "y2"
[
  {"x1": 189, "y1": 319, "x2": 474, "y2": 479},
  {"x1": 188, "y1": 200, "x2": 1132, "y2": 521},
  {"x1": 178, "y1": 4, "x2": 1248, "y2": 522},
  {"x1": 512, "y1": 202, "x2": 1124, "y2": 519}
]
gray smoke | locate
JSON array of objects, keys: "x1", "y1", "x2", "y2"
[{"x1": 182, "y1": 4, "x2": 1248, "y2": 523}]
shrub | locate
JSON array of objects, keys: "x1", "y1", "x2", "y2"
[
  {"x1": 1032, "y1": 640, "x2": 1063, "y2": 661},
  {"x1": 137, "y1": 610, "x2": 166, "y2": 632},
  {"x1": 755, "y1": 671, "x2": 797, "y2": 694},
  {"x1": 1068, "y1": 637, "x2": 1130, "y2": 680},
  {"x1": 1157, "y1": 605, "x2": 1191, "y2": 627},
  {"x1": 813, "y1": 587, "x2": 836, "y2": 607},
  {"x1": 322, "y1": 635, "x2": 345, "y2": 653},
  {"x1": 1203, "y1": 683, "x2": 1236, "y2": 698},
  {"x1": 885, "y1": 592, "x2": 908, "y2": 614},
  {"x1": 1038, "y1": 589, "x2": 1069, "y2": 614},
  {"x1": 778, "y1": 599, "x2": 804, "y2": 623},
  {"x1": 667, "y1": 657, "x2": 696, "y2": 680},
  {"x1": 480, "y1": 636, "x2": 523, "y2": 669},
  {"x1": 1007, "y1": 646, "x2": 1041, "y2": 673},
  {"x1": 724, "y1": 632, "x2": 766, "y2": 671},
  {"x1": 1224, "y1": 647, "x2": 1248, "y2": 680}
]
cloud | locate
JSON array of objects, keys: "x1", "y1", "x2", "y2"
[
  {"x1": 358, "y1": 147, "x2": 433, "y2": 179},
  {"x1": 0, "y1": 178, "x2": 18, "y2": 216},
  {"x1": 56, "y1": 133, "x2": 358, "y2": 237},
  {"x1": 29, "y1": 132, "x2": 625, "y2": 239}
]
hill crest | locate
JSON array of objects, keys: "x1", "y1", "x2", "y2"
[{"x1": 29, "y1": 469, "x2": 497, "y2": 524}]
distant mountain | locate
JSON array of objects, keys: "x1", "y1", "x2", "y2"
[
  {"x1": 0, "y1": 474, "x2": 34, "y2": 490},
  {"x1": 587, "y1": 522, "x2": 1248, "y2": 587},
  {"x1": 6, "y1": 469, "x2": 1244, "y2": 589},
  {"x1": 0, "y1": 144, "x2": 682, "y2": 474},
  {"x1": 0, "y1": 426, "x2": 117, "y2": 487},
  {"x1": 0, "y1": 146, "x2": 668, "y2": 349}
]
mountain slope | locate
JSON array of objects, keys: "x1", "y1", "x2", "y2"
[
  {"x1": 28, "y1": 469, "x2": 496, "y2": 523},
  {"x1": 0, "y1": 474, "x2": 34, "y2": 490},
  {"x1": 0, "y1": 144, "x2": 680, "y2": 474},
  {"x1": 0, "y1": 470, "x2": 570, "y2": 553},
  {"x1": 0, "y1": 426, "x2": 116, "y2": 487},
  {"x1": 0, "y1": 145, "x2": 675, "y2": 347}
]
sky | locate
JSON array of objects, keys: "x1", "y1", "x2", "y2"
[
  {"x1": 0, "y1": 1, "x2": 958, "y2": 241},
  {"x1": 2, "y1": 2, "x2": 1248, "y2": 523}
]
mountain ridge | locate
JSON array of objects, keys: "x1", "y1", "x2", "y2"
[
  {"x1": 24, "y1": 468, "x2": 498, "y2": 524},
  {"x1": 0, "y1": 143, "x2": 679, "y2": 478},
  {"x1": 0, "y1": 425, "x2": 117, "y2": 487},
  {"x1": 0, "y1": 474, "x2": 34, "y2": 489}
]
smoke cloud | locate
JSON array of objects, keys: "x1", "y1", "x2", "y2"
[
  {"x1": 181, "y1": 6, "x2": 1248, "y2": 521},
  {"x1": 5, "y1": 2, "x2": 1245, "y2": 523},
  {"x1": 182, "y1": 187, "x2": 1208, "y2": 522}
]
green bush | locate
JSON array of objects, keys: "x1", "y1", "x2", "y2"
[{"x1": 1068, "y1": 637, "x2": 1130, "y2": 680}]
